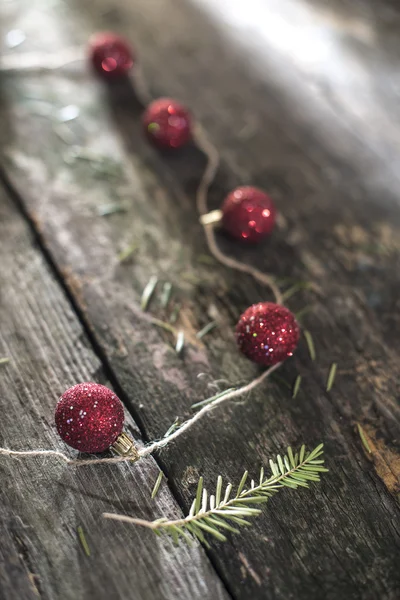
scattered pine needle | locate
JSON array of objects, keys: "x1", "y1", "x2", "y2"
[
  {"x1": 66, "y1": 148, "x2": 123, "y2": 178},
  {"x1": 0, "y1": 358, "x2": 10, "y2": 365},
  {"x1": 150, "y1": 318, "x2": 177, "y2": 335},
  {"x1": 196, "y1": 321, "x2": 217, "y2": 340},
  {"x1": 160, "y1": 282, "x2": 173, "y2": 309},
  {"x1": 53, "y1": 123, "x2": 75, "y2": 145},
  {"x1": 292, "y1": 375, "x2": 302, "y2": 399},
  {"x1": 141, "y1": 276, "x2": 158, "y2": 311},
  {"x1": 57, "y1": 104, "x2": 79, "y2": 122},
  {"x1": 91, "y1": 159, "x2": 123, "y2": 180},
  {"x1": 118, "y1": 242, "x2": 138, "y2": 263},
  {"x1": 303, "y1": 330, "x2": 316, "y2": 361},
  {"x1": 163, "y1": 417, "x2": 180, "y2": 438},
  {"x1": 326, "y1": 363, "x2": 338, "y2": 392},
  {"x1": 98, "y1": 203, "x2": 126, "y2": 217},
  {"x1": 151, "y1": 471, "x2": 164, "y2": 499},
  {"x1": 357, "y1": 423, "x2": 372, "y2": 454},
  {"x1": 191, "y1": 387, "x2": 237, "y2": 410},
  {"x1": 77, "y1": 526, "x2": 91, "y2": 557},
  {"x1": 175, "y1": 331, "x2": 185, "y2": 355},
  {"x1": 150, "y1": 318, "x2": 183, "y2": 354},
  {"x1": 181, "y1": 272, "x2": 201, "y2": 285}
]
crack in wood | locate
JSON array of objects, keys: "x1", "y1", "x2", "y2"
[
  {"x1": 10, "y1": 525, "x2": 42, "y2": 599},
  {"x1": 357, "y1": 424, "x2": 400, "y2": 496}
]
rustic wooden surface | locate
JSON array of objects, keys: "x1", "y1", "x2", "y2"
[
  {"x1": 0, "y1": 176, "x2": 229, "y2": 599},
  {"x1": 0, "y1": 0, "x2": 399, "y2": 599}
]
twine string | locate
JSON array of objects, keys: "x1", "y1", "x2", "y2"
[
  {"x1": 0, "y1": 50, "x2": 283, "y2": 470},
  {"x1": 0, "y1": 363, "x2": 280, "y2": 468},
  {"x1": 193, "y1": 125, "x2": 283, "y2": 305},
  {"x1": 0, "y1": 49, "x2": 282, "y2": 304}
]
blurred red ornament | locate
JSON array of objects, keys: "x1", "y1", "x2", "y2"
[
  {"x1": 222, "y1": 186, "x2": 276, "y2": 242},
  {"x1": 89, "y1": 32, "x2": 134, "y2": 78},
  {"x1": 143, "y1": 98, "x2": 192, "y2": 149},
  {"x1": 55, "y1": 382, "x2": 124, "y2": 453},
  {"x1": 236, "y1": 302, "x2": 299, "y2": 366}
]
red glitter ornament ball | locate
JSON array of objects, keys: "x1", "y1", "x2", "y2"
[
  {"x1": 55, "y1": 383, "x2": 124, "y2": 453},
  {"x1": 221, "y1": 186, "x2": 276, "y2": 243},
  {"x1": 236, "y1": 302, "x2": 300, "y2": 366},
  {"x1": 142, "y1": 98, "x2": 192, "y2": 149},
  {"x1": 89, "y1": 32, "x2": 134, "y2": 79}
]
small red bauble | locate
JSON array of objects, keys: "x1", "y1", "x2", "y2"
[
  {"x1": 236, "y1": 302, "x2": 300, "y2": 366},
  {"x1": 55, "y1": 383, "x2": 124, "y2": 453},
  {"x1": 142, "y1": 98, "x2": 192, "y2": 149},
  {"x1": 221, "y1": 186, "x2": 276, "y2": 243},
  {"x1": 89, "y1": 32, "x2": 134, "y2": 79}
]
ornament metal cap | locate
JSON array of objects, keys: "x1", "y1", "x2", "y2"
[
  {"x1": 111, "y1": 432, "x2": 140, "y2": 461},
  {"x1": 199, "y1": 209, "x2": 223, "y2": 226}
]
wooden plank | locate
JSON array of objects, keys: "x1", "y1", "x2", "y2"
[
  {"x1": 0, "y1": 185, "x2": 229, "y2": 599},
  {"x1": 0, "y1": 519, "x2": 40, "y2": 600},
  {"x1": 1, "y1": 0, "x2": 400, "y2": 599}
]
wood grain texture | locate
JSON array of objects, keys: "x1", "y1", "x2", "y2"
[
  {"x1": 0, "y1": 183, "x2": 229, "y2": 599},
  {"x1": 1, "y1": 0, "x2": 400, "y2": 599}
]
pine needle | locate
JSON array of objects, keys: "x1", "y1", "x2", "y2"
[
  {"x1": 141, "y1": 276, "x2": 158, "y2": 311},
  {"x1": 98, "y1": 203, "x2": 126, "y2": 217},
  {"x1": 191, "y1": 387, "x2": 237, "y2": 410},
  {"x1": 196, "y1": 321, "x2": 217, "y2": 340},
  {"x1": 163, "y1": 417, "x2": 180, "y2": 438},
  {"x1": 103, "y1": 444, "x2": 327, "y2": 546},
  {"x1": 118, "y1": 243, "x2": 139, "y2": 263},
  {"x1": 357, "y1": 423, "x2": 372, "y2": 454},
  {"x1": 175, "y1": 331, "x2": 185, "y2": 355},
  {"x1": 150, "y1": 318, "x2": 177, "y2": 335},
  {"x1": 77, "y1": 526, "x2": 91, "y2": 557},
  {"x1": 326, "y1": 363, "x2": 337, "y2": 392},
  {"x1": 292, "y1": 375, "x2": 302, "y2": 399},
  {"x1": 160, "y1": 282, "x2": 173, "y2": 309},
  {"x1": 182, "y1": 272, "x2": 202, "y2": 285},
  {"x1": 53, "y1": 123, "x2": 75, "y2": 145},
  {"x1": 195, "y1": 477, "x2": 204, "y2": 514},
  {"x1": 151, "y1": 471, "x2": 164, "y2": 499},
  {"x1": 0, "y1": 358, "x2": 10, "y2": 365},
  {"x1": 303, "y1": 330, "x2": 316, "y2": 361},
  {"x1": 149, "y1": 316, "x2": 184, "y2": 354}
]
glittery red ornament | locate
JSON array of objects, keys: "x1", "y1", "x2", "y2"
[
  {"x1": 236, "y1": 302, "x2": 300, "y2": 366},
  {"x1": 142, "y1": 98, "x2": 192, "y2": 149},
  {"x1": 221, "y1": 186, "x2": 276, "y2": 243},
  {"x1": 55, "y1": 383, "x2": 124, "y2": 453},
  {"x1": 89, "y1": 32, "x2": 134, "y2": 79}
]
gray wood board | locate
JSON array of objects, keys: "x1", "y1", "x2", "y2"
[{"x1": 0, "y1": 183, "x2": 228, "y2": 600}]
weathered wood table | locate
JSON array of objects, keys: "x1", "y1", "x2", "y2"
[{"x1": 0, "y1": 0, "x2": 399, "y2": 598}]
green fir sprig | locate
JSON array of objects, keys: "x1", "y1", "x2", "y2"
[{"x1": 104, "y1": 444, "x2": 327, "y2": 547}]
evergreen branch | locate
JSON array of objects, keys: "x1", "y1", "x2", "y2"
[{"x1": 103, "y1": 444, "x2": 327, "y2": 546}]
